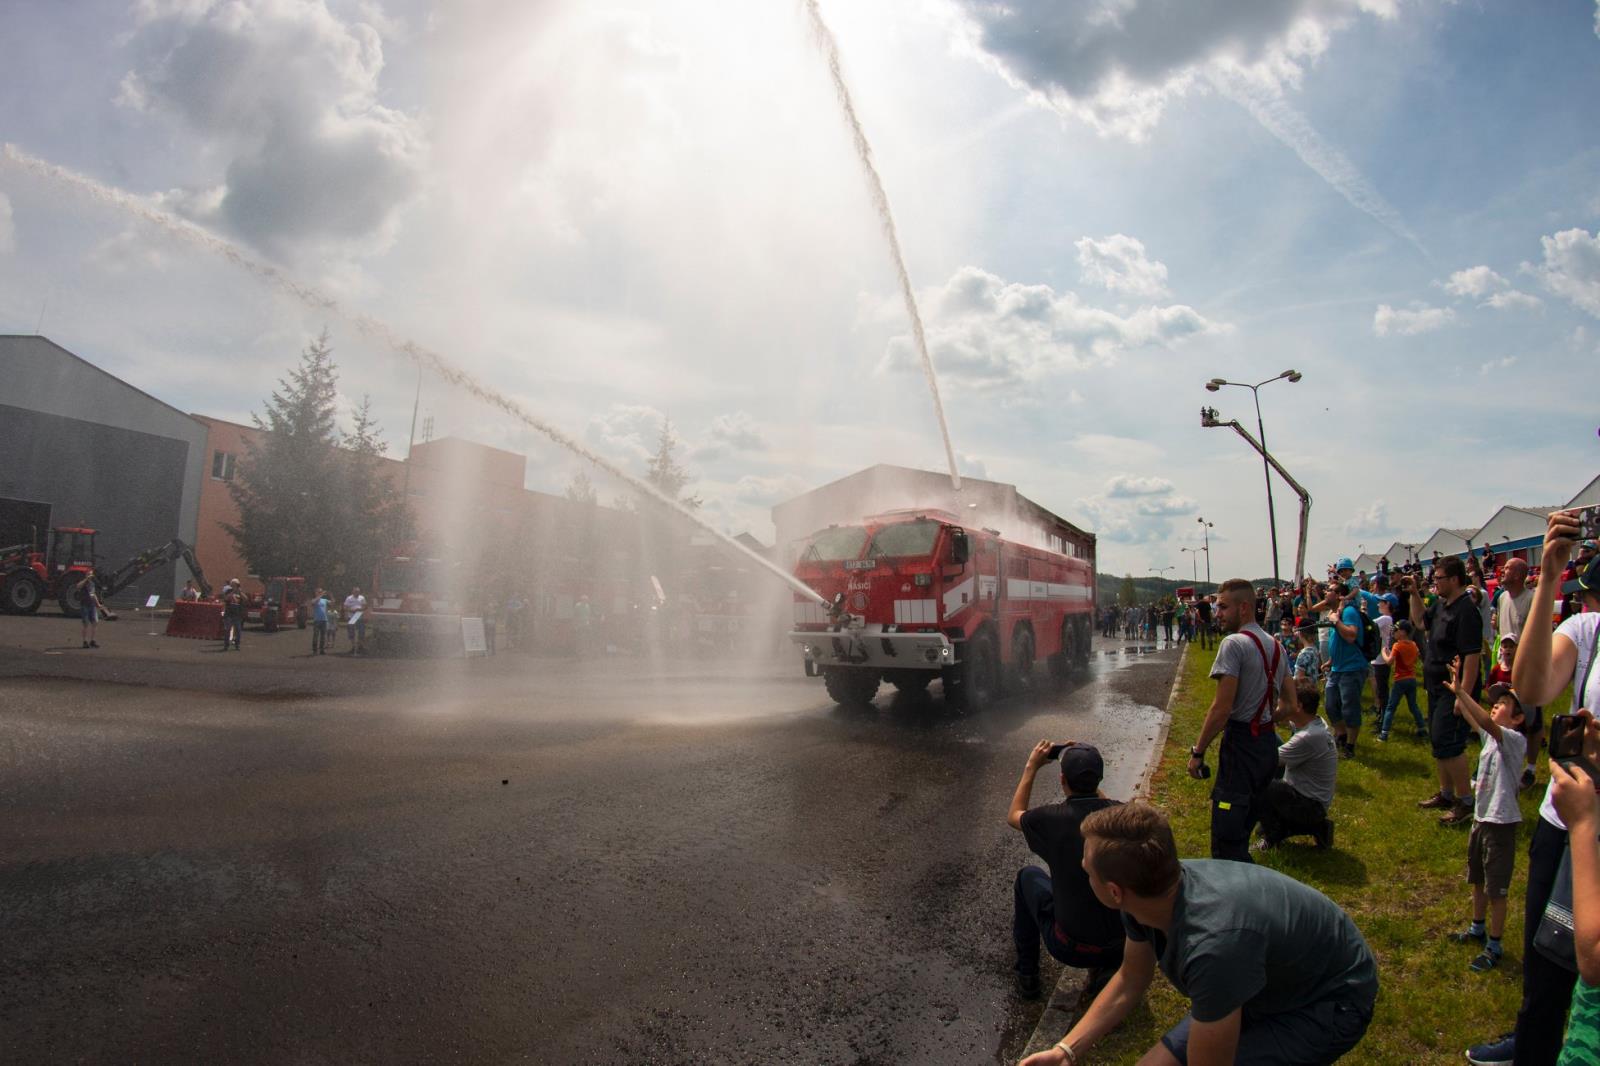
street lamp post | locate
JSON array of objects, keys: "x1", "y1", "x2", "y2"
[
  {"x1": 1205, "y1": 370, "x2": 1301, "y2": 585},
  {"x1": 1181, "y1": 547, "x2": 1201, "y2": 582},
  {"x1": 1197, "y1": 517, "x2": 1214, "y2": 585},
  {"x1": 1150, "y1": 565, "x2": 1176, "y2": 581}
]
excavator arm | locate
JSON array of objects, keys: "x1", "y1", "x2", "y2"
[{"x1": 97, "y1": 539, "x2": 211, "y2": 599}]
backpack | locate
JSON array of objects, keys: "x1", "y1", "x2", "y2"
[{"x1": 1360, "y1": 613, "x2": 1382, "y2": 661}]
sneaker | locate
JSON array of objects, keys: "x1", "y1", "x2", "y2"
[
  {"x1": 1015, "y1": 972, "x2": 1041, "y2": 1000},
  {"x1": 1470, "y1": 949, "x2": 1502, "y2": 972},
  {"x1": 1339, "y1": 743, "x2": 1355, "y2": 760},
  {"x1": 1440, "y1": 803, "x2": 1474, "y2": 827},
  {"x1": 1450, "y1": 928, "x2": 1487, "y2": 945},
  {"x1": 82, "y1": 641, "x2": 90, "y2": 648},
  {"x1": 1376, "y1": 731, "x2": 1389, "y2": 743},
  {"x1": 1466, "y1": 1033, "x2": 1515, "y2": 1066},
  {"x1": 1251, "y1": 837, "x2": 1281, "y2": 853},
  {"x1": 89, "y1": 640, "x2": 99, "y2": 648},
  {"x1": 1418, "y1": 791, "x2": 1454, "y2": 810},
  {"x1": 1314, "y1": 819, "x2": 1334, "y2": 850}
]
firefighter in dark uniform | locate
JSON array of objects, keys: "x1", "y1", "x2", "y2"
[{"x1": 1186, "y1": 578, "x2": 1296, "y2": 861}]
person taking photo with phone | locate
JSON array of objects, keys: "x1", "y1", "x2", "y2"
[{"x1": 1463, "y1": 509, "x2": 1600, "y2": 1066}]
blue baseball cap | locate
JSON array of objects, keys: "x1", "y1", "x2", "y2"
[{"x1": 1336, "y1": 558, "x2": 1355, "y2": 572}]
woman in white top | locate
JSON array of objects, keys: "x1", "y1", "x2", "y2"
[{"x1": 1468, "y1": 509, "x2": 1600, "y2": 1065}]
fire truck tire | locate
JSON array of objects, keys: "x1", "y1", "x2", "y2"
[
  {"x1": 823, "y1": 666, "x2": 880, "y2": 707},
  {"x1": 3, "y1": 572, "x2": 44, "y2": 615},
  {"x1": 957, "y1": 635, "x2": 1000, "y2": 710},
  {"x1": 1049, "y1": 622, "x2": 1075, "y2": 684},
  {"x1": 296, "y1": 612, "x2": 307, "y2": 629},
  {"x1": 887, "y1": 670, "x2": 931, "y2": 695},
  {"x1": 1006, "y1": 627, "x2": 1036, "y2": 695},
  {"x1": 262, "y1": 608, "x2": 280, "y2": 633},
  {"x1": 1074, "y1": 619, "x2": 1092, "y2": 668}
]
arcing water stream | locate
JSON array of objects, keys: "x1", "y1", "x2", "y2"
[
  {"x1": 802, "y1": 0, "x2": 961, "y2": 493},
  {"x1": 0, "y1": 143, "x2": 828, "y2": 607}
]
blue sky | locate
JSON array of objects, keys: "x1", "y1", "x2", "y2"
[{"x1": 1, "y1": 0, "x2": 1597, "y2": 581}]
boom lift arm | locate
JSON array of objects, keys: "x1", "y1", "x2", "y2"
[{"x1": 1200, "y1": 406, "x2": 1313, "y2": 581}]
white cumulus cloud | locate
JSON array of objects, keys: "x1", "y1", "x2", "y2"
[
  {"x1": 1373, "y1": 302, "x2": 1454, "y2": 336},
  {"x1": 1075, "y1": 234, "x2": 1171, "y2": 299},
  {"x1": 879, "y1": 265, "x2": 1225, "y2": 389},
  {"x1": 1528, "y1": 228, "x2": 1600, "y2": 318},
  {"x1": 0, "y1": 190, "x2": 13, "y2": 254},
  {"x1": 1441, "y1": 264, "x2": 1541, "y2": 311},
  {"x1": 1106, "y1": 474, "x2": 1176, "y2": 498},
  {"x1": 1479, "y1": 355, "x2": 1519, "y2": 375},
  {"x1": 1343, "y1": 500, "x2": 1395, "y2": 537},
  {"x1": 118, "y1": 0, "x2": 425, "y2": 257}
]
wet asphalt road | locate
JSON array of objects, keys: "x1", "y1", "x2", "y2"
[{"x1": 0, "y1": 618, "x2": 1181, "y2": 1064}]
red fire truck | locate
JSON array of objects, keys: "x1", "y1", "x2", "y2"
[{"x1": 789, "y1": 508, "x2": 1095, "y2": 708}]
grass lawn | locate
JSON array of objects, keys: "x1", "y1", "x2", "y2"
[{"x1": 1083, "y1": 643, "x2": 1572, "y2": 1065}]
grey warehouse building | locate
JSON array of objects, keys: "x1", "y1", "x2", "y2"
[{"x1": 0, "y1": 335, "x2": 208, "y2": 605}]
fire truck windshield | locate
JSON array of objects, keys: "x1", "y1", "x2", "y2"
[
  {"x1": 864, "y1": 520, "x2": 941, "y2": 559},
  {"x1": 802, "y1": 527, "x2": 867, "y2": 562},
  {"x1": 378, "y1": 560, "x2": 449, "y2": 597}
]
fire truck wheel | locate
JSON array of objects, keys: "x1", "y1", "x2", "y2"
[
  {"x1": 262, "y1": 608, "x2": 280, "y2": 633},
  {"x1": 1049, "y1": 623, "x2": 1074, "y2": 684},
  {"x1": 1006, "y1": 628, "x2": 1036, "y2": 695},
  {"x1": 958, "y1": 635, "x2": 999, "y2": 710},
  {"x1": 887, "y1": 670, "x2": 930, "y2": 695},
  {"x1": 296, "y1": 612, "x2": 307, "y2": 629},
  {"x1": 3, "y1": 572, "x2": 44, "y2": 615},
  {"x1": 822, "y1": 666, "x2": 880, "y2": 707}
]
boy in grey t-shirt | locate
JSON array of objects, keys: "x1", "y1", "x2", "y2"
[
  {"x1": 1446, "y1": 674, "x2": 1527, "y2": 972},
  {"x1": 1256, "y1": 683, "x2": 1337, "y2": 850}
]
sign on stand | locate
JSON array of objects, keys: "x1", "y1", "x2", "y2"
[
  {"x1": 144, "y1": 595, "x2": 161, "y2": 609},
  {"x1": 461, "y1": 616, "x2": 488, "y2": 658}
]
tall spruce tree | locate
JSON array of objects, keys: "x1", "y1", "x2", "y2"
[
  {"x1": 335, "y1": 395, "x2": 412, "y2": 588},
  {"x1": 1119, "y1": 573, "x2": 1138, "y2": 607},
  {"x1": 643, "y1": 418, "x2": 702, "y2": 510},
  {"x1": 225, "y1": 332, "x2": 342, "y2": 580}
]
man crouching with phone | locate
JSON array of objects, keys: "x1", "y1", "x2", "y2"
[{"x1": 1007, "y1": 739, "x2": 1124, "y2": 999}]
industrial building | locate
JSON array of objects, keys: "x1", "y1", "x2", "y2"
[{"x1": 0, "y1": 335, "x2": 209, "y2": 604}]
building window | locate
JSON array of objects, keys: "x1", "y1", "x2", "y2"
[{"x1": 211, "y1": 450, "x2": 236, "y2": 481}]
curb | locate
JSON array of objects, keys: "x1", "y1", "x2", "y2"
[{"x1": 1018, "y1": 641, "x2": 1190, "y2": 1060}]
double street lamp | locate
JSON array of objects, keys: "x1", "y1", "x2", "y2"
[
  {"x1": 1196, "y1": 517, "x2": 1214, "y2": 585},
  {"x1": 1150, "y1": 565, "x2": 1175, "y2": 581},
  {"x1": 1204, "y1": 370, "x2": 1301, "y2": 584},
  {"x1": 1181, "y1": 546, "x2": 1203, "y2": 582}
]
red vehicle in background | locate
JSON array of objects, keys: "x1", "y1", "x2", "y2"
[
  {"x1": 244, "y1": 576, "x2": 307, "y2": 631},
  {"x1": 789, "y1": 508, "x2": 1095, "y2": 708}
]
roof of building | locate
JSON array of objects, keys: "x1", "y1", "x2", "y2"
[{"x1": 3, "y1": 334, "x2": 206, "y2": 429}]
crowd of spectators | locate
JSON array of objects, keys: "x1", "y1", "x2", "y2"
[{"x1": 1010, "y1": 508, "x2": 1600, "y2": 1066}]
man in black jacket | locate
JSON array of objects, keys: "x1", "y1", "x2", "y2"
[{"x1": 1008, "y1": 739, "x2": 1124, "y2": 998}]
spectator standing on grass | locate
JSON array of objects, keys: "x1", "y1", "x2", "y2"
[
  {"x1": 1324, "y1": 580, "x2": 1369, "y2": 759},
  {"x1": 310, "y1": 587, "x2": 330, "y2": 655},
  {"x1": 344, "y1": 586, "x2": 367, "y2": 655},
  {"x1": 1187, "y1": 578, "x2": 1295, "y2": 863},
  {"x1": 1463, "y1": 511, "x2": 1600, "y2": 1066},
  {"x1": 1377, "y1": 619, "x2": 1426, "y2": 740},
  {"x1": 1197, "y1": 595, "x2": 1214, "y2": 650},
  {"x1": 1370, "y1": 579, "x2": 1396, "y2": 714},
  {"x1": 1446, "y1": 672, "x2": 1528, "y2": 973},
  {"x1": 1293, "y1": 623, "x2": 1323, "y2": 683},
  {"x1": 1254, "y1": 682, "x2": 1336, "y2": 851},
  {"x1": 1492, "y1": 635, "x2": 1544, "y2": 790},
  {"x1": 1548, "y1": 716, "x2": 1600, "y2": 1066},
  {"x1": 77, "y1": 571, "x2": 101, "y2": 649},
  {"x1": 1409, "y1": 556, "x2": 1482, "y2": 828},
  {"x1": 1499, "y1": 559, "x2": 1534, "y2": 648},
  {"x1": 1021, "y1": 803, "x2": 1378, "y2": 1066},
  {"x1": 1007, "y1": 740, "x2": 1124, "y2": 1000}
]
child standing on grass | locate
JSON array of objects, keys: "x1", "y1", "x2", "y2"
[
  {"x1": 1448, "y1": 671, "x2": 1528, "y2": 971},
  {"x1": 1377, "y1": 618, "x2": 1424, "y2": 741}
]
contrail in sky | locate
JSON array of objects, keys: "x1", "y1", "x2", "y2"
[{"x1": 1209, "y1": 70, "x2": 1432, "y2": 264}]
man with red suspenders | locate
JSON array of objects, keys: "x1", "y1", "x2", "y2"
[{"x1": 1188, "y1": 578, "x2": 1297, "y2": 861}]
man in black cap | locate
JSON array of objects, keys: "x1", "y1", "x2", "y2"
[{"x1": 1007, "y1": 739, "x2": 1124, "y2": 999}]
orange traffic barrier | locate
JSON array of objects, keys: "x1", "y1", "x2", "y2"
[{"x1": 166, "y1": 599, "x2": 225, "y2": 639}]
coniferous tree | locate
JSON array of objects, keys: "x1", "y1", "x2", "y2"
[
  {"x1": 644, "y1": 419, "x2": 702, "y2": 511},
  {"x1": 563, "y1": 470, "x2": 597, "y2": 506},
  {"x1": 335, "y1": 395, "x2": 412, "y2": 588},
  {"x1": 1119, "y1": 573, "x2": 1138, "y2": 607},
  {"x1": 225, "y1": 332, "x2": 341, "y2": 579}
]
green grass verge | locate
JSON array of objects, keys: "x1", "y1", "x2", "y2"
[{"x1": 1085, "y1": 645, "x2": 1571, "y2": 1065}]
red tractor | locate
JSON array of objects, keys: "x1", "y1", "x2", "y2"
[{"x1": 0, "y1": 527, "x2": 211, "y2": 615}]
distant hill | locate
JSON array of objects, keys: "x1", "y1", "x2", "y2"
[{"x1": 1095, "y1": 573, "x2": 1217, "y2": 606}]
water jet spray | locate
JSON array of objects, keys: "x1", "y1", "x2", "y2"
[{"x1": 0, "y1": 142, "x2": 828, "y2": 607}]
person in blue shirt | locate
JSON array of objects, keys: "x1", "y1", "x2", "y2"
[{"x1": 310, "y1": 586, "x2": 331, "y2": 655}]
